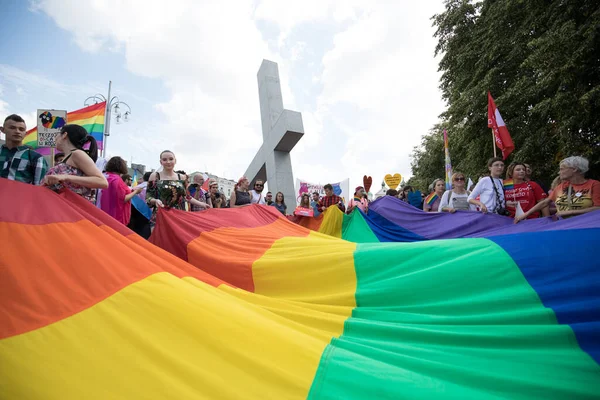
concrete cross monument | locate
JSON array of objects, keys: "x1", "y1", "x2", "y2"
[{"x1": 244, "y1": 60, "x2": 304, "y2": 212}]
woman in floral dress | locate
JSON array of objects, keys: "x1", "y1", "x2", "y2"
[
  {"x1": 146, "y1": 150, "x2": 187, "y2": 228},
  {"x1": 43, "y1": 124, "x2": 107, "y2": 202}
]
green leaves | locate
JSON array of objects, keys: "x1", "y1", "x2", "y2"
[{"x1": 411, "y1": 0, "x2": 600, "y2": 189}]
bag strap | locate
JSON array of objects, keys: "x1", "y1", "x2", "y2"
[
  {"x1": 489, "y1": 176, "x2": 504, "y2": 212},
  {"x1": 567, "y1": 184, "x2": 573, "y2": 207}
]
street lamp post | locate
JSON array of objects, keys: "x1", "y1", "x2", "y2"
[{"x1": 84, "y1": 80, "x2": 131, "y2": 159}]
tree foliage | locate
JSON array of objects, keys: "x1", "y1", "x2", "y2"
[{"x1": 410, "y1": 0, "x2": 600, "y2": 189}]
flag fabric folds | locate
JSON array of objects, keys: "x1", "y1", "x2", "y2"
[
  {"x1": 23, "y1": 101, "x2": 106, "y2": 155},
  {"x1": 488, "y1": 91, "x2": 515, "y2": 159},
  {"x1": 443, "y1": 129, "x2": 453, "y2": 190},
  {"x1": 1, "y1": 179, "x2": 599, "y2": 399},
  {"x1": 295, "y1": 195, "x2": 600, "y2": 242}
]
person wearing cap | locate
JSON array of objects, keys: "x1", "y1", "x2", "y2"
[{"x1": 347, "y1": 186, "x2": 369, "y2": 214}]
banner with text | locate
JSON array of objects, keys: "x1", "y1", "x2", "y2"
[
  {"x1": 37, "y1": 109, "x2": 67, "y2": 148},
  {"x1": 295, "y1": 178, "x2": 350, "y2": 205}
]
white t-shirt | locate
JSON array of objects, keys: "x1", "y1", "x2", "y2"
[
  {"x1": 438, "y1": 190, "x2": 476, "y2": 212},
  {"x1": 468, "y1": 177, "x2": 505, "y2": 213},
  {"x1": 249, "y1": 190, "x2": 266, "y2": 205}
]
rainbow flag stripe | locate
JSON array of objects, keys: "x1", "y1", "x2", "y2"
[
  {"x1": 1, "y1": 180, "x2": 599, "y2": 399},
  {"x1": 23, "y1": 101, "x2": 106, "y2": 155},
  {"x1": 504, "y1": 179, "x2": 515, "y2": 190},
  {"x1": 424, "y1": 192, "x2": 438, "y2": 205}
]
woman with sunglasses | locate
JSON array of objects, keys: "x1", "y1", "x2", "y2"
[{"x1": 438, "y1": 173, "x2": 475, "y2": 213}]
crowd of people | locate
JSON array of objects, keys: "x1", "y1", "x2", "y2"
[
  {"x1": 2, "y1": 114, "x2": 599, "y2": 240},
  {"x1": 379, "y1": 156, "x2": 599, "y2": 223}
]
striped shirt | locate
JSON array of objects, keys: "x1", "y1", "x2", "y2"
[{"x1": 0, "y1": 145, "x2": 48, "y2": 185}]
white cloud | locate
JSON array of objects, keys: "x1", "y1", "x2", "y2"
[
  {"x1": 24, "y1": 0, "x2": 447, "y2": 196},
  {"x1": 0, "y1": 64, "x2": 101, "y2": 97},
  {"x1": 31, "y1": 0, "x2": 294, "y2": 178}
]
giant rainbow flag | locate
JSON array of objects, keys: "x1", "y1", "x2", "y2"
[
  {"x1": 1, "y1": 178, "x2": 599, "y2": 399},
  {"x1": 289, "y1": 195, "x2": 600, "y2": 242},
  {"x1": 22, "y1": 101, "x2": 106, "y2": 155}
]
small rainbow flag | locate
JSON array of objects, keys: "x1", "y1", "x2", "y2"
[
  {"x1": 23, "y1": 101, "x2": 106, "y2": 155},
  {"x1": 425, "y1": 192, "x2": 439, "y2": 205},
  {"x1": 503, "y1": 179, "x2": 514, "y2": 190}
]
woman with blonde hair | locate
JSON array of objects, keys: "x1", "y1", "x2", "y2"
[{"x1": 438, "y1": 173, "x2": 474, "y2": 212}]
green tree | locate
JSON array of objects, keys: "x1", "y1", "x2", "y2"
[
  {"x1": 409, "y1": 124, "x2": 446, "y2": 192},
  {"x1": 411, "y1": 0, "x2": 600, "y2": 186}
]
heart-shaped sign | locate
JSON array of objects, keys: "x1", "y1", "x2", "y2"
[
  {"x1": 384, "y1": 173, "x2": 402, "y2": 189},
  {"x1": 363, "y1": 175, "x2": 373, "y2": 193}
]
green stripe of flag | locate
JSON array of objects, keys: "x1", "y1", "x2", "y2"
[{"x1": 308, "y1": 238, "x2": 600, "y2": 399}]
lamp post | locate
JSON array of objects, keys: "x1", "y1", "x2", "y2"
[{"x1": 84, "y1": 81, "x2": 131, "y2": 159}]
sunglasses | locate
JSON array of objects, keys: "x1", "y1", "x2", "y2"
[
  {"x1": 255, "y1": 184, "x2": 263, "y2": 187},
  {"x1": 454, "y1": 177, "x2": 465, "y2": 181}
]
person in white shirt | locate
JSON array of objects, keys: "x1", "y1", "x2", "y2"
[
  {"x1": 468, "y1": 157, "x2": 507, "y2": 214},
  {"x1": 439, "y1": 172, "x2": 476, "y2": 212},
  {"x1": 249, "y1": 179, "x2": 267, "y2": 205}
]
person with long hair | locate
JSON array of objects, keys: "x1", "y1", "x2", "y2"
[
  {"x1": 468, "y1": 157, "x2": 507, "y2": 215},
  {"x1": 299, "y1": 193, "x2": 311, "y2": 209},
  {"x1": 270, "y1": 191, "x2": 287, "y2": 215},
  {"x1": 516, "y1": 156, "x2": 600, "y2": 222},
  {"x1": 504, "y1": 162, "x2": 548, "y2": 219},
  {"x1": 438, "y1": 173, "x2": 475, "y2": 212},
  {"x1": 100, "y1": 156, "x2": 142, "y2": 225},
  {"x1": 423, "y1": 179, "x2": 445, "y2": 212},
  {"x1": 43, "y1": 124, "x2": 107, "y2": 202},
  {"x1": 229, "y1": 176, "x2": 251, "y2": 207},
  {"x1": 146, "y1": 150, "x2": 188, "y2": 226}
]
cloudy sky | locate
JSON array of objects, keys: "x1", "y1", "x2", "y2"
[{"x1": 0, "y1": 0, "x2": 446, "y2": 191}]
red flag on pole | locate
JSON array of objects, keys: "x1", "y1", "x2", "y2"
[{"x1": 488, "y1": 91, "x2": 514, "y2": 159}]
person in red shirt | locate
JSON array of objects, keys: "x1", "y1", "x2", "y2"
[
  {"x1": 318, "y1": 183, "x2": 345, "y2": 213},
  {"x1": 515, "y1": 156, "x2": 600, "y2": 222},
  {"x1": 100, "y1": 156, "x2": 142, "y2": 225},
  {"x1": 504, "y1": 162, "x2": 548, "y2": 219}
]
